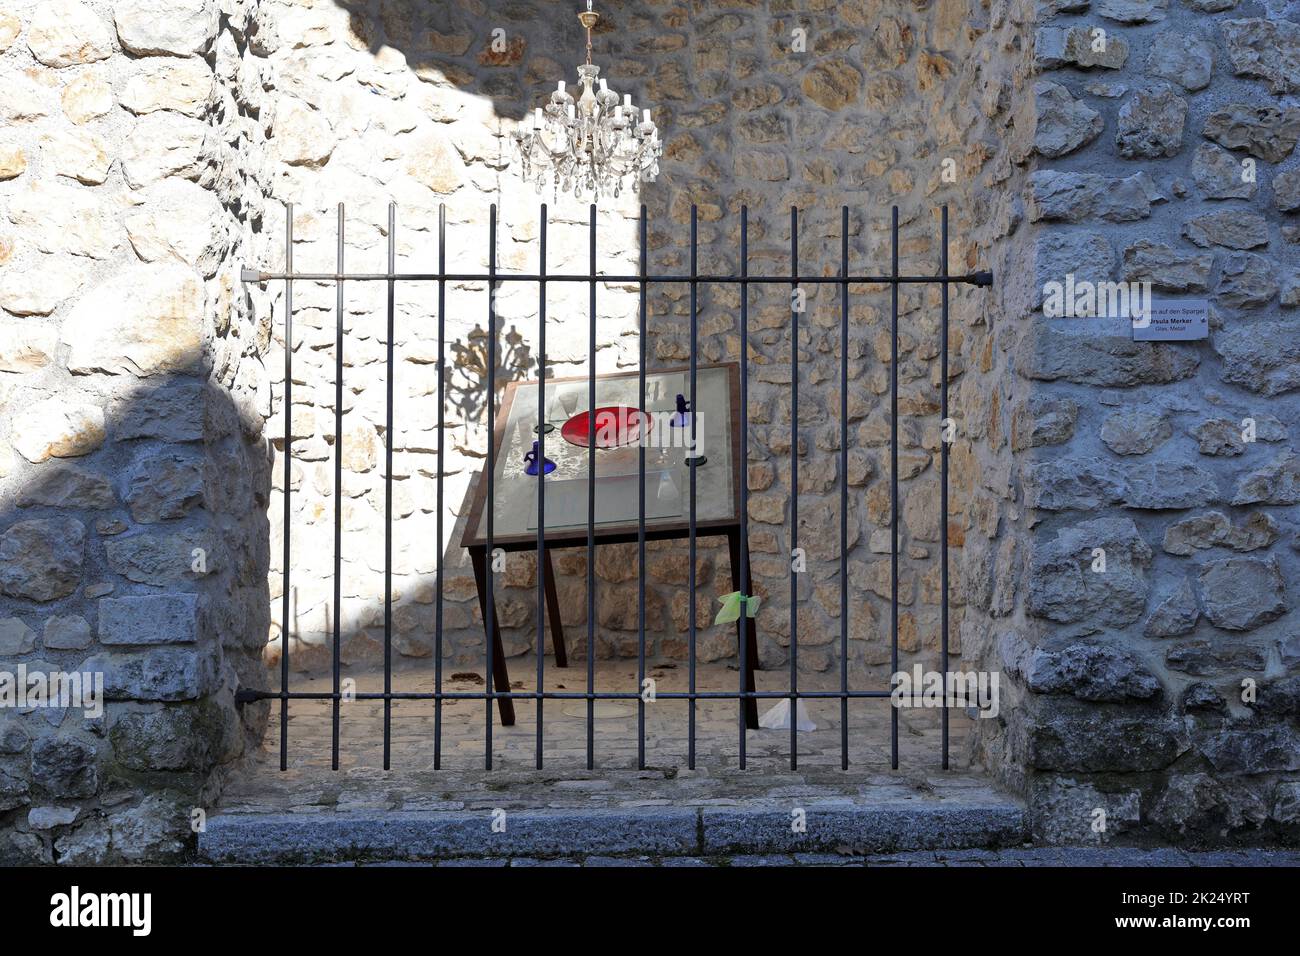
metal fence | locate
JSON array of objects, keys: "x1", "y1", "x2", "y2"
[{"x1": 236, "y1": 201, "x2": 993, "y2": 774}]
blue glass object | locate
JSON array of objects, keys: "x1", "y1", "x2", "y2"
[
  {"x1": 669, "y1": 392, "x2": 692, "y2": 428},
  {"x1": 523, "y1": 440, "x2": 555, "y2": 476}
]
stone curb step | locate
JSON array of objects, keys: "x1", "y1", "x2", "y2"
[{"x1": 198, "y1": 802, "x2": 1027, "y2": 864}]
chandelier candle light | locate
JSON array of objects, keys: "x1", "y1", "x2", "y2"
[{"x1": 513, "y1": 1, "x2": 662, "y2": 200}]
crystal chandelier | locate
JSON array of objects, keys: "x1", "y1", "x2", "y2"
[{"x1": 512, "y1": 1, "x2": 662, "y2": 201}]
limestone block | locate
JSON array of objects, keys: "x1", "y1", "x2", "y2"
[
  {"x1": 62, "y1": 263, "x2": 204, "y2": 376},
  {"x1": 105, "y1": 529, "x2": 217, "y2": 585},
  {"x1": 1182, "y1": 209, "x2": 1268, "y2": 250},
  {"x1": 124, "y1": 178, "x2": 228, "y2": 276},
  {"x1": 0, "y1": 145, "x2": 26, "y2": 180},
  {"x1": 1123, "y1": 239, "x2": 1211, "y2": 291},
  {"x1": 27, "y1": 0, "x2": 113, "y2": 68},
  {"x1": 1035, "y1": 26, "x2": 1130, "y2": 71},
  {"x1": 11, "y1": 397, "x2": 105, "y2": 462},
  {"x1": 1033, "y1": 81, "x2": 1102, "y2": 158},
  {"x1": 800, "y1": 59, "x2": 862, "y2": 110},
  {"x1": 43, "y1": 615, "x2": 92, "y2": 650},
  {"x1": 40, "y1": 126, "x2": 111, "y2": 185},
  {"x1": 1146, "y1": 33, "x2": 1213, "y2": 91},
  {"x1": 0, "y1": 517, "x2": 85, "y2": 602},
  {"x1": 98, "y1": 593, "x2": 199, "y2": 645},
  {"x1": 4, "y1": 180, "x2": 119, "y2": 258},
  {"x1": 108, "y1": 700, "x2": 231, "y2": 771},
  {"x1": 1197, "y1": 556, "x2": 1287, "y2": 631},
  {"x1": 1116, "y1": 84, "x2": 1185, "y2": 159},
  {"x1": 0, "y1": 74, "x2": 52, "y2": 123},
  {"x1": 1007, "y1": 632, "x2": 1161, "y2": 701},
  {"x1": 1027, "y1": 703, "x2": 1189, "y2": 772},
  {"x1": 113, "y1": 0, "x2": 219, "y2": 56},
  {"x1": 1275, "y1": 169, "x2": 1300, "y2": 212},
  {"x1": 107, "y1": 793, "x2": 189, "y2": 861},
  {"x1": 0, "y1": 255, "x2": 88, "y2": 316},
  {"x1": 61, "y1": 72, "x2": 113, "y2": 124},
  {"x1": 0, "y1": 12, "x2": 18, "y2": 54},
  {"x1": 1215, "y1": 253, "x2": 1277, "y2": 309},
  {"x1": 1099, "y1": 407, "x2": 1170, "y2": 455},
  {"x1": 1028, "y1": 170, "x2": 1154, "y2": 223},
  {"x1": 15, "y1": 463, "x2": 115, "y2": 509},
  {"x1": 1190, "y1": 144, "x2": 1254, "y2": 200},
  {"x1": 83, "y1": 646, "x2": 219, "y2": 701},
  {"x1": 1163, "y1": 511, "x2": 1276, "y2": 555},
  {"x1": 124, "y1": 450, "x2": 204, "y2": 523},
  {"x1": 1026, "y1": 327, "x2": 1198, "y2": 386},
  {"x1": 273, "y1": 97, "x2": 334, "y2": 167},
  {"x1": 0, "y1": 319, "x2": 58, "y2": 370},
  {"x1": 1027, "y1": 516, "x2": 1152, "y2": 626},
  {"x1": 1096, "y1": 0, "x2": 1167, "y2": 22},
  {"x1": 1203, "y1": 104, "x2": 1300, "y2": 163},
  {"x1": 120, "y1": 57, "x2": 213, "y2": 116},
  {"x1": 0, "y1": 618, "x2": 36, "y2": 655},
  {"x1": 1143, "y1": 578, "x2": 1200, "y2": 637},
  {"x1": 120, "y1": 112, "x2": 211, "y2": 187},
  {"x1": 1123, "y1": 462, "x2": 1218, "y2": 510},
  {"x1": 30, "y1": 736, "x2": 97, "y2": 798},
  {"x1": 1231, "y1": 452, "x2": 1300, "y2": 505},
  {"x1": 1221, "y1": 17, "x2": 1300, "y2": 94}
]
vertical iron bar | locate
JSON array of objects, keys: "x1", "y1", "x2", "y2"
[
  {"x1": 637, "y1": 204, "x2": 648, "y2": 771},
  {"x1": 789, "y1": 205, "x2": 798, "y2": 772},
  {"x1": 486, "y1": 204, "x2": 497, "y2": 770},
  {"x1": 940, "y1": 205, "x2": 950, "y2": 770},
  {"x1": 890, "y1": 205, "x2": 900, "y2": 771},
  {"x1": 688, "y1": 204, "x2": 698, "y2": 771},
  {"x1": 586, "y1": 203, "x2": 596, "y2": 771},
  {"x1": 536, "y1": 205, "x2": 548, "y2": 770},
  {"x1": 840, "y1": 205, "x2": 849, "y2": 771},
  {"x1": 738, "y1": 205, "x2": 749, "y2": 771},
  {"x1": 332, "y1": 204, "x2": 344, "y2": 771},
  {"x1": 383, "y1": 203, "x2": 395, "y2": 770},
  {"x1": 280, "y1": 203, "x2": 293, "y2": 773},
  {"x1": 434, "y1": 205, "x2": 446, "y2": 770}
]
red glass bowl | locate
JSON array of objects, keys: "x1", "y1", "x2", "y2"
[{"x1": 560, "y1": 406, "x2": 651, "y2": 449}]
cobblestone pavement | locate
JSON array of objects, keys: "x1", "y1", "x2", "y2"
[
  {"x1": 222, "y1": 659, "x2": 992, "y2": 815},
  {"x1": 351, "y1": 848, "x2": 1300, "y2": 867}
]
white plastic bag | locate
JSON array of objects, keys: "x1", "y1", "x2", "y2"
[{"x1": 757, "y1": 698, "x2": 816, "y2": 732}]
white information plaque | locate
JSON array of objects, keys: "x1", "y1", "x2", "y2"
[{"x1": 1132, "y1": 298, "x2": 1209, "y2": 341}]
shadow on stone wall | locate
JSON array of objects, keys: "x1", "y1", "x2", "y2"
[{"x1": 0, "y1": 363, "x2": 271, "y2": 863}]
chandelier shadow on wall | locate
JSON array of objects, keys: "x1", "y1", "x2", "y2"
[{"x1": 512, "y1": 2, "x2": 662, "y2": 201}]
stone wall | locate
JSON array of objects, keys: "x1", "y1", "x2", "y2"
[
  {"x1": 0, "y1": 0, "x2": 272, "y2": 863},
  {"x1": 971, "y1": 0, "x2": 1300, "y2": 843}
]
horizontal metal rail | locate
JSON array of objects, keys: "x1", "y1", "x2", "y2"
[
  {"x1": 242, "y1": 267, "x2": 992, "y2": 286},
  {"x1": 236, "y1": 689, "x2": 896, "y2": 702}
]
